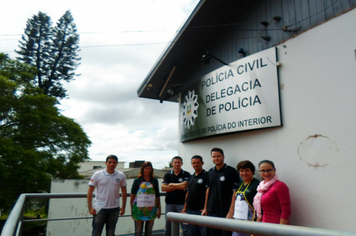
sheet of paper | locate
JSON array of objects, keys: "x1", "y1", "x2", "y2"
[
  {"x1": 137, "y1": 194, "x2": 155, "y2": 207},
  {"x1": 233, "y1": 195, "x2": 248, "y2": 220}
]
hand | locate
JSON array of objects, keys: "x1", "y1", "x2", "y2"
[
  {"x1": 181, "y1": 208, "x2": 187, "y2": 213},
  {"x1": 89, "y1": 207, "x2": 96, "y2": 215},
  {"x1": 120, "y1": 207, "x2": 125, "y2": 216},
  {"x1": 168, "y1": 183, "x2": 176, "y2": 188},
  {"x1": 201, "y1": 209, "x2": 208, "y2": 216},
  {"x1": 157, "y1": 208, "x2": 161, "y2": 219},
  {"x1": 226, "y1": 212, "x2": 233, "y2": 219}
]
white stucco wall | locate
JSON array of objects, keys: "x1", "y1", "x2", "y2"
[
  {"x1": 78, "y1": 161, "x2": 125, "y2": 173},
  {"x1": 47, "y1": 179, "x2": 166, "y2": 236},
  {"x1": 178, "y1": 8, "x2": 356, "y2": 232}
]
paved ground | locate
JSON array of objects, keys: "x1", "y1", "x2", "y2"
[{"x1": 120, "y1": 229, "x2": 165, "y2": 235}]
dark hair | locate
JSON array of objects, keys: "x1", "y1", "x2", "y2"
[
  {"x1": 191, "y1": 155, "x2": 203, "y2": 162},
  {"x1": 138, "y1": 161, "x2": 155, "y2": 178},
  {"x1": 211, "y1": 147, "x2": 224, "y2": 156},
  {"x1": 171, "y1": 156, "x2": 183, "y2": 163},
  {"x1": 258, "y1": 160, "x2": 275, "y2": 170},
  {"x1": 106, "y1": 155, "x2": 118, "y2": 162},
  {"x1": 237, "y1": 160, "x2": 256, "y2": 175}
]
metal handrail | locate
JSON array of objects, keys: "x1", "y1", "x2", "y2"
[
  {"x1": 1, "y1": 193, "x2": 89, "y2": 236},
  {"x1": 1, "y1": 193, "x2": 166, "y2": 236},
  {"x1": 4, "y1": 193, "x2": 356, "y2": 236},
  {"x1": 167, "y1": 212, "x2": 356, "y2": 236}
]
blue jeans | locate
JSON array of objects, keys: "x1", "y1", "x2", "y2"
[
  {"x1": 187, "y1": 209, "x2": 206, "y2": 236},
  {"x1": 92, "y1": 207, "x2": 120, "y2": 236},
  {"x1": 165, "y1": 204, "x2": 187, "y2": 236},
  {"x1": 135, "y1": 220, "x2": 154, "y2": 236}
]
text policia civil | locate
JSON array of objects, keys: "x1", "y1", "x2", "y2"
[{"x1": 201, "y1": 58, "x2": 267, "y2": 117}]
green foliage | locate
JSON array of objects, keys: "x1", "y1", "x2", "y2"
[
  {"x1": 16, "y1": 10, "x2": 80, "y2": 99},
  {"x1": 0, "y1": 54, "x2": 91, "y2": 212}
]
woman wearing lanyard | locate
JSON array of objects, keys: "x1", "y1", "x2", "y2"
[
  {"x1": 253, "y1": 160, "x2": 291, "y2": 224},
  {"x1": 131, "y1": 162, "x2": 161, "y2": 236},
  {"x1": 227, "y1": 160, "x2": 260, "y2": 236}
]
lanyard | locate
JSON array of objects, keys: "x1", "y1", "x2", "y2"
[{"x1": 236, "y1": 181, "x2": 253, "y2": 209}]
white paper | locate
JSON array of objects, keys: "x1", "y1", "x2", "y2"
[
  {"x1": 94, "y1": 205, "x2": 101, "y2": 214},
  {"x1": 137, "y1": 194, "x2": 155, "y2": 207},
  {"x1": 233, "y1": 195, "x2": 248, "y2": 220}
]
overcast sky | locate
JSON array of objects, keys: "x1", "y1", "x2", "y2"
[{"x1": 1, "y1": 0, "x2": 199, "y2": 169}]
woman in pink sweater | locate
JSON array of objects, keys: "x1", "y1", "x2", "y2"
[{"x1": 253, "y1": 160, "x2": 291, "y2": 224}]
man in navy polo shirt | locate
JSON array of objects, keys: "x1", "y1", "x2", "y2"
[
  {"x1": 181, "y1": 155, "x2": 209, "y2": 236},
  {"x1": 202, "y1": 148, "x2": 239, "y2": 236},
  {"x1": 161, "y1": 156, "x2": 190, "y2": 236}
]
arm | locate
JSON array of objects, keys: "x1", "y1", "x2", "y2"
[
  {"x1": 130, "y1": 179, "x2": 139, "y2": 209},
  {"x1": 87, "y1": 186, "x2": 96, "y2": 215},
  {"x1": 280, "y1": 218, "x2": 289, "y2": 224},
  {"x1": 130, "y1": 194, "x2": 135, "y2": 208},
  {"x1": 226, "y1": 190, "x2": 236, "y2": 219},
  {"x1": 168, "y1": 181, "x2": 188, "y2": 190},
  {"x1": 161, "y1": 173, "x2": 175, "y2": 192},
  {"x1": 153, "y1": 178, "x2": 161, "y2": 219},
  {"x1": 277, "y1": 182, "x2": 291, "y2": 224},
  {"x1": 120, "y1": 186, "x2": 127, "y2": 216},
  {"x1": 181, "y1": 191, "x2": 189, "y2": 213},
  {"x1": 156, "y1": 195, "x2": 161, "y2": 219},
  {"x1": 201, "y1": 187, "x2": 209, "y2": 216},
  {"x1": 161, "y1": 183, "x2": 175, "y2": 192}
]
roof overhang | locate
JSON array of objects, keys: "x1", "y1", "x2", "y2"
[{"x1": 137, "y1": 0, "x2": 249, "y2": 102}]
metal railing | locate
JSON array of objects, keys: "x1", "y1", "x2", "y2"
[
  {"x1": 167, "y1": 212, "x2": 356, "y2": 236},
  {"x1": 3, "y1": 193, "x2": 356, "y2": 236},
  {"x1": 1, "y1": 193, "x2": 91, "y2": 236},
  {"x1": 1, "y1": 193, "x2": 166, "y2": 236}
]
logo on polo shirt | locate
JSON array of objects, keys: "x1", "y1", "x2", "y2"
[
  {"x1": 198, "y1": 179, "x2": 203, "y2": 184},
  {"x1": 178, "y1": 178, "x2": 183, "y2": 182},
  {"x1": 220, "y1": 176, "x2": 225, "y2": 182},
  {"x1": 116, "y1": 178, "x2": 121, "y2": 183}
]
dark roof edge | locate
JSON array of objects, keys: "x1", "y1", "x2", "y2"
[{"x1": 137, "y1": 0, "x2": 206, "y2": 97}]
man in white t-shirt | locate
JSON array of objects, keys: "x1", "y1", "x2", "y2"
[{"x1": 87, "y1": 155, "x2": 127, "y2": 236}]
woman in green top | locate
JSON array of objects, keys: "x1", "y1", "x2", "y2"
[
  {"x1": 227, "y1": 160, "x2": 260, "y2": 236},
  {"x1": 131, "y1": 162, "x2": 161, "y2": 236}
]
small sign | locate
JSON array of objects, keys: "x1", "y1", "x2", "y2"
[{"x1": 137, "y1": 194, "x2": 155, "y2": 207}]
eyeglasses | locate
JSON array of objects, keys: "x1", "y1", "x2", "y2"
[{"x1": 259, "y1": 169, "x2": 274, "y2": 173}]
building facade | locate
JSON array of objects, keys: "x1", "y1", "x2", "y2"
[{"x1": 138, "y1": 0, "x2": 356, "y2": 232}]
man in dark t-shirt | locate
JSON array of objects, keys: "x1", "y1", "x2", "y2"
[
  {"x1": 181, "y1": 155, "x2": 209, "y2": 236},
  {"x1": 162, "y1": 156, "x2": 190, "y2": 236},
  {"x1": 202, "y1": 148, "x2": 239, "y2": 236}
]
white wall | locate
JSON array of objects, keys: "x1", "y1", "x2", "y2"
[
  {"x1": 179, "y1": 8, "x2": 356, "y2": 232},
  {"x1": 78, "y1": 161, "x2": 125, "y2": 172},
  {"x1": 47, "y1": 179, "x2": 166, "y2": 236}
]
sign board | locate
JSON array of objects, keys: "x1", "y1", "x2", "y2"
[{"x1": 179, "y1": 47, "x2": 282, "y2": 142}]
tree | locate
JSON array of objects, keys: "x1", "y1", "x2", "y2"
[
  {"x1": 16, "y1": 10, "x2": 80, "y2": 99},
  {"x1": 0, "y1": 54, "x2": 90, "y2": 212}
]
